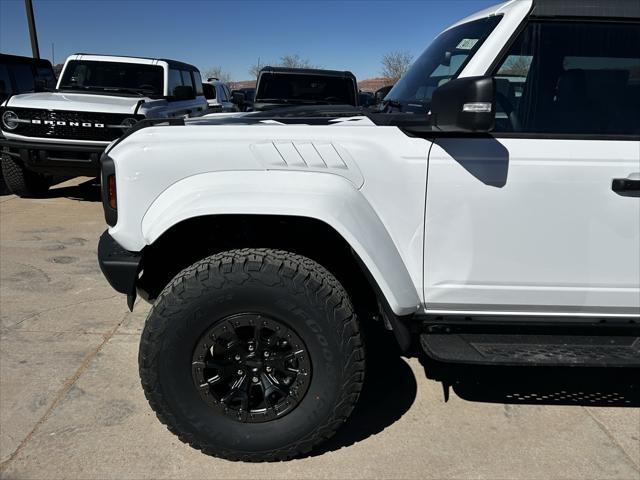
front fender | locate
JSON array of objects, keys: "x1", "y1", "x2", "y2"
[{"x1": 141, "y1": 170, "x2": 420, "y2": 315}]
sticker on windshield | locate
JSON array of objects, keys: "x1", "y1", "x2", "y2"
[{"x1": 456, "y1": 38, "x2": 479, "y2": 50}]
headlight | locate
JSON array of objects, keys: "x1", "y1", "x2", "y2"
[
  {"x1": 120, "y1": 118, "x2": 138, "y2": 129},
  {"x1": 1, "y1": 110, "x2": 19, "y2": 130}
]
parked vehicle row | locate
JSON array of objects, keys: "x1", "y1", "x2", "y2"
[
  {"x1": 0, "y1": 54, "x2": 208, "y2": 196},
  {"x1": 0, "y1": 55, "x2": 371, "y2": 196}
]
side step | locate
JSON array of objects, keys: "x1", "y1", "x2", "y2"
[{"x1": 420, "y1": 333, "x2": 640, "y2": 367}]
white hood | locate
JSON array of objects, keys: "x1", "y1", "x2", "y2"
[{"x1": 5, "y1": 91, "x2": 145, "y2": 114}]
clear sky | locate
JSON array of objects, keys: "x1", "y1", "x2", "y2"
[{"x1": 0, "y1": 0, "x2": 499, "y2": 81}]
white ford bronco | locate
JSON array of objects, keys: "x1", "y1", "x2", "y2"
[
  {"x1": 0, "y1": 54, "x2": 207, "y2": 197},
  {"x1": 98, "y1": 0, "x2": 640, "y2": 461}
]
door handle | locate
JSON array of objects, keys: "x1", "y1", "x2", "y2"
[{"x1": 612, "y1": 173, "x2": 640, "y2": 196}]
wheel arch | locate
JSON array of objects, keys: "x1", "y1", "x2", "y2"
[
  {"x1": 139, "y1": 212, "x2": 416, "y2": 351},
  {"x1": 136, "y1": 171, "x2": 420, "y2": 346}
]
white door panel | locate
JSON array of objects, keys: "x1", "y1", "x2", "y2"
[{"x1": 424, "y1": 138, "x2": 640, "y2": 315}]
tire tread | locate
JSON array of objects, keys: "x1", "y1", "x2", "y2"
[
  {"x1": 139, "y1": 248, "x2": 365, "y2": 461},
  {"x1": 0, "y1": 154, "x2": 49, "y2": 198}
]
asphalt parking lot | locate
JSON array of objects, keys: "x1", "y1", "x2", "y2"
[{"x1": 0, "y1": 177, "x2": 639, "y2": 480}]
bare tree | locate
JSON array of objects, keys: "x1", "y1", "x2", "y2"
[
  {"x1": 249, "y1": 54, "x2": 318, "y2": 79},
  {"x1": 381, "y1": 50, "x2": 413, "y2": 83},
  {"x1": 203, "y1": 66, "x2": 232, "y2": 83},
  {"x1": 249, "y1": 60, "x2": 262, "y2": 79},
  {"x1": 498, "y1": 56, "x2": 531, "y2": 76},
  {"x1": 278, "y1": 54, "x2": 315, "y2": 69}
]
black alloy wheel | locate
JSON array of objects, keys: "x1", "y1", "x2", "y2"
[{"x1": 192, "y1": 313, "x2": 312, "y2": 423}]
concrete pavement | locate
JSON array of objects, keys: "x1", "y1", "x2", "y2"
[{"x1": 1, "y1": 178, "x2": 638, "y2": 479}]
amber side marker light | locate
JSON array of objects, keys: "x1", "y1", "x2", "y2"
[{"x1": 107, "y1": 175, "x2": 117, "y2": 209}]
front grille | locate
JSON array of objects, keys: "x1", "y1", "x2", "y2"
[{"x1": 6, "y1": 108, "x2": 139, "y2": 142}]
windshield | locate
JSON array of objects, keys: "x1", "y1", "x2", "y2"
[
  {"x1": 59, "y1": 60, "x2": 164, "y2": 97},
  {"x1": 256, "y1": 73, "x2": 356, "y2": 106},
  {"x1": 385, "y1": 16, "x2": 502, "y2": 113}
]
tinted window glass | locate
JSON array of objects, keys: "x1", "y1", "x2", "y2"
[
  {"x1": 168, "y1": 68, "x2": 182, "y2": 95},
  {"x1": 493, "y1": 21, "x2": 640, "y2": 135},
  {"x1": 242, "y1": 88, "x2": 255, "y2": 102},
  {"x1": 222, "y1": 85, "x2": 231, "y2": 102},
  {"x1": 202, "y1": 83, "x2": 216, "y2": 99},
  {"x1": 35, "y1": 66, "x2": 56, "y2": 90},
  {"x1": 193, "y1": 71, "x2": 204, "y2": 95},
  {"x1": 12, "y1": 64, "x2": 35, "y2": 93},
  {"x1": 59, "y1": 60, "x2": 163, "y2": 96},
  {"x1": 385, "y1": 16, "x2": 501, "y2": 113},
  {"x1": 180, "y1": 70, "x2": 193, "y2": 89},
  {"x1": 256, "y1": 73, "x2": 356, "y2": 105}
]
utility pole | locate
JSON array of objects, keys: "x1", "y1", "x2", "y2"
[
  {"x1": 51, "y1": 42, "x2": 55, "y2": 65},
  {"x1": 24, "y1": 0, "x2": 40, "y2": 59}
]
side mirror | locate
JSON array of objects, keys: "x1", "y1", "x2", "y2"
[
  {"x1": 431, "y1": 76, "x2": 495, "y2": 132},
  {"x1": 173, "y1": 85, "x2": 195, "y2": 100},
  {"x1": 231, "y1": 91, "x2": 246, "y2": 105}
]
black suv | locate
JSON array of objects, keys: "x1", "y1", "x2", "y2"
[{"x1": 253, "y1": 67, "x2": 358, "y2": 111}]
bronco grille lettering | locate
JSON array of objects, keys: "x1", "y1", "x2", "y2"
[{"x1": 31, "y1": 119, "x2": 106, "y2": 128}]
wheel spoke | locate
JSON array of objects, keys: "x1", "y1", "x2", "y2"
[
  {"x1": 206, "y1": 374, "x2": 223, "y2": 385},
  {"x1": 252, "y1": 325, "x2": 262, "y2": 349},
  {"x1": 286, "y1": 349, "x2": 305, "y2": 360},
  {"x1": 261, "y1": 372, "x2": 287, "y2": 400}
]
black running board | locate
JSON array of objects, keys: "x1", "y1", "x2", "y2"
[{"x1": 420, "y1": 333, "x2": 640, "y2": 367}]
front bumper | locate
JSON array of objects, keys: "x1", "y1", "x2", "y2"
[
  {"x1": 98, "y1": 230, "x2": 142, "y2": 310},
  {"x1": 0, "y1": 138, "x2": 107, "y2": 176}
]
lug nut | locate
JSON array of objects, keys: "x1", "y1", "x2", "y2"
[
  {"x1": 248, "y1": 345, "x2": 255, "y2": 352},
  {"x1": 234, "y1": 354, "x2": 241, "y2": 361},
  {"x1": 252, "y1": 376, "x2": 259, "y2": 383},
  {"x1": 265, "y1": 366, "x2": 272, "y2": 373},
  {"x1": 237, "y1": 369, "x2": 243, "y2": 375},
  {"x1": 263, "y1": 351, "x2": 270, "y2": 358}
]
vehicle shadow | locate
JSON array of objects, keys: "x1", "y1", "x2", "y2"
[
  {"x1": 421, "y1": 358, "x2": 640, "y2": 407},
  {"x1": 310, "y1": 325, "x2": 418, "y2": 456},
  {"x1": 44, "y1": 177, "x2": 101, "y2": 202}
]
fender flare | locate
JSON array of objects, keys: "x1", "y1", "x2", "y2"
[{"x1": 141, "y1": 170, "x2": 421, "y2": 316}]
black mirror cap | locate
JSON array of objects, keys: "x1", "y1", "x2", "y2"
[
  {"x1": 431, "y1": 76, "x2": 495, "y2": 132},
  {"x1": 173, "y1": 85, "x2": 195, "y2": 100}
]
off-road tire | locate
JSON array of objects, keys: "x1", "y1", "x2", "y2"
[
  {"x1": 1, "y1": 154, "x2": 50, "y2": 197},
  {"x1": 139, "y1": 248, "x2": 365, "y2": 461}
]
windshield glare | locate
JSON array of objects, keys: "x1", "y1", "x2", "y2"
[
  {"x1": 385, "y1": 16, "x2": 502, "y2": 113},
  {"x1": 59, "y1": 60, "x2": 164, "y2": 96}
]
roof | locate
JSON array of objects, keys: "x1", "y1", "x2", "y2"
[
  {"x1": 0, "y1": 53, "x2": 53, "y2": 67},
  {"x1": 531, "y1": 0, "x2": 640, "y2": 19},
  {"x1": 259, "y1": 67, "x2": 356, "y2": 80},
  {"x1": 71, "y1": 53, "x2": 200, "y2": 71}
]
